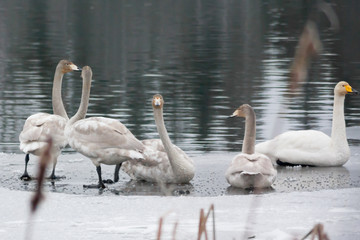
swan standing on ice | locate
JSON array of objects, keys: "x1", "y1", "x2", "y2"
[
  {"x1": 120, "y1": 94, "x2": 195, "y2": 184},
  {"x1": 225, "y1": 104, "x2": 276, "y2": 189},
  {"x1": 255, "y1": 81, "x2": 358, "y2": 166},
  {"x1": 19, "y1": 60, "x2": 81, "y2": 180},
  {"x1": 65, "y1": 66, "x2": 144, "y2": 188}
]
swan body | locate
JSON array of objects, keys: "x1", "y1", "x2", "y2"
[
  {"x1": 19, "y1": 60, "x2": 80, "y2": 180},
  {"x1": 65, "y1": 66, "x2": 144, "y2": 188},
  {"x1": 121, "y1": 94, "x2": 195, "y2": 184},
  {"x1": 226, "y1": 153, "x2": 276, "y2": 189},
  {"x1": 19, "y1": 113, "x2": 67, "y2": 156},
  {"x1": 255, "y1": 81, "x2": 358, "y2": 167},
  {"x1": 67, "y1": 116, "x2": 145, "y2": 167},
  {"x1": 225, "y1": 104, "x2": 276, "y2": 189}
]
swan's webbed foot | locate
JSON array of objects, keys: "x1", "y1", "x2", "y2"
[
  {"x1": 102, "y1": 179, "x2": 114, "y2": 184},
  {"x1": 20, "y1": 172, "x2": 32, "y2": 181},
  {"x1": 172, "y1": 189, "x2": 191, "y2": 196},
  {"x1": 83, "y1": 166, "x2": 106, "y2": 189},
  {"x1": 21, "y1": 154, "x2": 32, "y2": 181},
  {"x1": 46, "y1": 166, "x2": 66, "y2": 181}
]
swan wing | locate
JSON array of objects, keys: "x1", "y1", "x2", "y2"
[
  {"x1": 121, "y1": 152, "x2": 173, "y2": 182},
  {"x1": 122, "y1": 139, "x2": 194, "y2": 183},
  {"x1": 256, "y1": 130, "x2": 332, "y2": 165},
  {"x1": 67, "y1": 117, "x2": 144, "y2": 161},
  {"x1": 226, "y1": 153, "x2": 276, "y2": 188},
  {"x1": 227, "y1": 153, "x2": 276, "y2": 176},
  {"x1": 19, "y1": 113, "x2": 67, "y2": 154},
  {"x1": 141, "y1": 139, "x2": 193, "y2": 165},
  {"x1": 68, "y1": 117, "x2": 144, "y2": 150},
  {"x1": 272, "y1": 130, "x2": 330, "y2": 149}
]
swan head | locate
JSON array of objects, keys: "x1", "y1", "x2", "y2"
[
  {"x1": 229, "y1": 104, "x2": 253, "y2": 118},
  {"x1": 81, "y1": 66, "x2": 93, "y2": 79},
  {"x1": 58, "y1": 59, "x2": 81, "y2": 74},
  {"x1": 152, "y1": 94, "x2": 164, "y2": 109},
  {"x1": 335, "y1": 81, "x2": 358, "y2": 96}
]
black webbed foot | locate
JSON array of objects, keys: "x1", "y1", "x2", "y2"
[
  {"x1": 21, "y1": 154, "x2": 31, "y2": 181},
  {"x1": 84, "y1": 166, "x2": 106, "y2": 189},
  {"x1": 102, "y1": 179, "x2": 114, "y2": 184},
  {"x1": 20, "y1": 173, "x2": 32, "y2": 181}
]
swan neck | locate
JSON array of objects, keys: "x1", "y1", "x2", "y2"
[
  {"x1": 331, "y1": 93, "x2": 347, "y2": 145},
  {"x1": 68, "y1": 76, "x2": 91, "y2": 125},
  {"x1": 153, "y1": 108, "x2": 183, "y2": 174},
  {"x1": 52, "y1": 69, "x2": 68, "y2": 119},
  {"x1": 242, "y1": 108, "x2": 256, "y2": 154}
]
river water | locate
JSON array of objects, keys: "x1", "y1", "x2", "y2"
[{"x1": 0, "y1": 1, "x2": 359, "y2": 196}]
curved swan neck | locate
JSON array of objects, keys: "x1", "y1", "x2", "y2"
[
  {"x1": 52, "y1": 68, "x2": 68, "y2": 120},
  {"x1": 331, "y1": 92, "x2": 347, "y2": 146},
  {"x1": 153, "y1": 107, "x2": 183, "y2": 174},
  {"x1": 242, "y1": 107, "x2": 256, "y2": 154},
  {"x1": 68, "y1": 75, "x2": 91, "y2": 126}
]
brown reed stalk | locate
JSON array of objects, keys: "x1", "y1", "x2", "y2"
[
  {"x1": 197, "y1": 204, "x2": 215, "y2": 240},
  {"x1": 30, "y1": 138, "x2": 53, "y2": 213},
  {"x1": 301, "y1": 223, "x2": 329, "y2": 240},
  {"x1": 157, "y1": 217, "x2": 164, "y2": 240},
  {"x1": 156, "y1": 211, "x2": 175, "y2": 240},
  {"x1": 172, "y1": 221, "x2": 178, "y2": 240},
  {"x1": 25, "y1": 138, "x2": 53, "y2": 240}
]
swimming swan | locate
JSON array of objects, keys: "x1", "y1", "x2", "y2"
[
  {"x1": 65, "y1": 66, "x2": 144, "y2": 188},
  {"x1": 19, "y1": 60, "x2": 80, "y2": 180},
  {"x1": 225, "y1": 104, "x2": 276, "y2": 189},
  {"x1": 120, "y1": 94, "x2": 195, "y2": 184},
  {"x1": 255, "y1": 81, "x2": 358, "y2": 166}
]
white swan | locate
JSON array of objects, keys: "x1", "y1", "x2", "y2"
[
  {"x1": 225, "y1": 104, "x2": 276, "y2": 189},
  {"x1": 19, "y1": 60, "x2": 80, "y2": 180},
  {"x1": 255, "y1": 81, "x2": 358, "y2": 166},
  {"x1": 120, "y1": 94, "x2": 195, "y2": 184},
  {"x1": 65, "y1": 66, "x2": 144, "y2": 188}
]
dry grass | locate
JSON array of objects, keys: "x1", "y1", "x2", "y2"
[
  {"x1": 156, "y1": 204, "x2": 216, "y2": 240},
  {"x1": 155, "y1": 202, "x2": 330, "y2": 240}
]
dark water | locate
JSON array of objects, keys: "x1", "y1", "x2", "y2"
[{"x1": 0, "y1": 0, "x2": 360, "y2": 155}]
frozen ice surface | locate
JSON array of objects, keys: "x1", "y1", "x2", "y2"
[
  {"x1": 1, "y1": 150, "x2": 360, "y2": 196},
  {"x1": 0, "y1": 187, "x2": 360, "y2": 239},
  {"x1": 0, "y1": 144, "x2": 359, "y2": 239}
]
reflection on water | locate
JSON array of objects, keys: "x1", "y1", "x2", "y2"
[{"x1": 0, "y1": 1, "x2": 359, "y2": 154}]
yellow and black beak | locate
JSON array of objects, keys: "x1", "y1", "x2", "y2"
[{"x1": 346, "y1": 85, "x2": 359, "y2": 95}]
